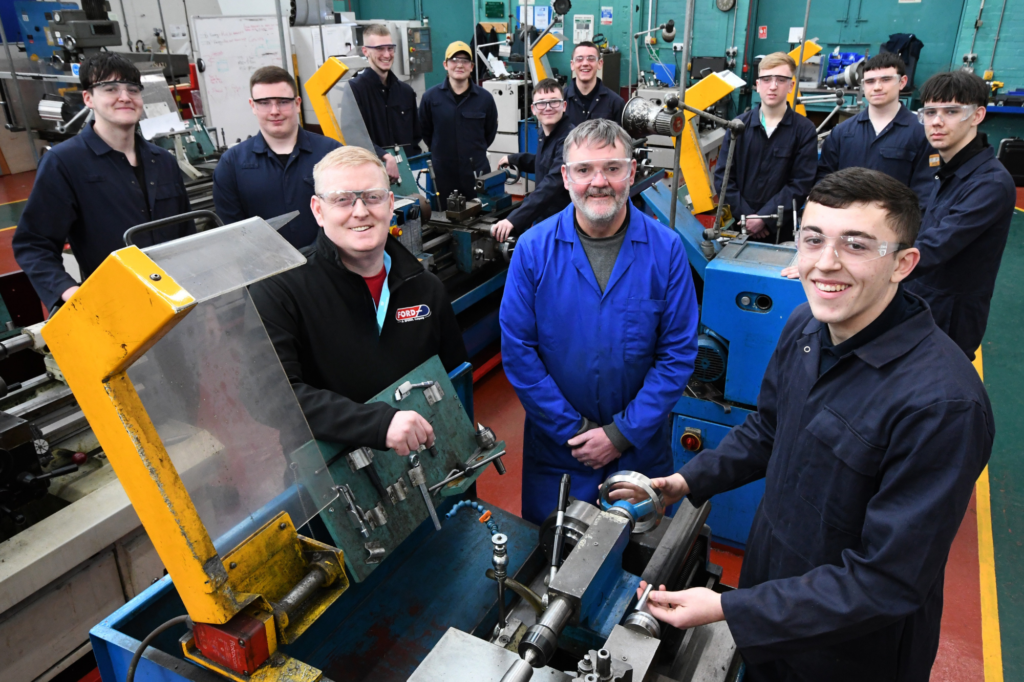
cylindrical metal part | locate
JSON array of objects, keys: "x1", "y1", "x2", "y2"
[
  {"x1": 518, "y1": 596, "x2": 573, "y2": 665},
  {"x1": 636, "y1": 583, "x2": 654, "y2": 610},
  {"x1": 624, "y1": 609, "x2": 662, "y2": 639},
  {"x1": 596, "y1": 649, "x2": 612, "y2": 678},
  {"x1": 550, "y1": 473, "x2": 571, "y2": 583},
  {"x1": 499, "y1": 658, "x2": 535, "y2": 682},
  {"x1": 276, "y1": 566, "x2": 327, "y2": 618},
  {"x1": 0, "y1": 333, "x2": 32, "y2": 360},
  {"x1": 38, "y1": 99, "x2": 64, "y2": 122},
  {"x1": 493, "y1": 533, "x2": 509, "y2": 628}
]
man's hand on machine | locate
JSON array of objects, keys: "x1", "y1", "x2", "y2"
[
  {"x1": 383, "y1": 153, "x2": 401, "y2": 183},
  {"x1": 385, "y1": 411, "x2": 435, "y2": 456},
  {"x1": 568, "y1": 428, "x2": 620, "y2": 470},
  {"x1": 606, "y1": 473, "x2": 690, "y2": 506},
  {"x1": 492, "y1": 219, "x2": 514, "y2": 243},
  {"x1": 745, "y1": 217, "x2": 768, "y2": 238},
  {"x1": 779, "y1": 264, "x2": 800, "y2": 279},
  {"x1": 636, "y1": 581, "x2": 724, "y2": 629}
]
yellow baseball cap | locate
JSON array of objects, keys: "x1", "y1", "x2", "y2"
[{"x1": 445, "y1": 41, "x2": 473, "y2": 61}]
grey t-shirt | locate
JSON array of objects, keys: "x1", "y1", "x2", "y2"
[{"x1": 575, "y1": 206, "x2": 629, "y2": 293}]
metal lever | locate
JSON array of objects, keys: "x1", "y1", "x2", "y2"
[
  {"x1": 408, "y1": 454, "x2": 441, "y2": 530},
  {"x1": 550, "y1": 474, "x2": 571, "y2": 585},
  {"x1": 336, "y1": 484, "x2": 370, "y2": 538}
]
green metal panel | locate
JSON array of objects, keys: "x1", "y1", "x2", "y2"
[
  {"x1": 318, "y1": 355, "x2": 506, "y2": 582},
  {"x1": 752, "y1": 0, "x2": 967, "y2": 94}
]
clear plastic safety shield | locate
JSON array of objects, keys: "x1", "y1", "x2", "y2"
[{"x1": 127, "y1": 220, "x2": 335, "y2": 550}]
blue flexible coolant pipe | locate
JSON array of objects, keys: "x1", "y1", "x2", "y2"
[{"x1": 446, "y1": 499, "x2": 501, "y2": 535}]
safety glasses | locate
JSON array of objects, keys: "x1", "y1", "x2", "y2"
[
  {"x1": 755, "y1": 75, "x2": 792, "y2": 86},
  {"x1": 90, "y1": 80, "x2": 144, "y2": 97},
  {"x1": 916, "y1": 105, "x2": 978, "y2": 124},
  {"x1": 564, "y1": 158, "x2": 632, "y2": 184},
  {"x1": 365, "y1": 44, "x2": 397, "y2": 53},
  {"x1": 317, "y1": 188, "x2": 391, "y2": 209},
  {"x1": 253, "y1": 97, "x2": 298, "y2": 111},
  {"x1": 796, "y1": 229, "x2": 909, "y2": 263},
  {"x1": 531, "y1": 99, "x2": 565, "y2": 111}
]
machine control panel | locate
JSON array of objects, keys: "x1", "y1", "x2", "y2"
[{"x1": 407, "y1": 27, "x2": 433, "y2": 76}]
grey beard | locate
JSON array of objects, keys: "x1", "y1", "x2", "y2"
[{"x1": 569, "y1": 185, "x2": 627, "y2": 226}]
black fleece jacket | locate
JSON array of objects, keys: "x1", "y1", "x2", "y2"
[{"x1": 250, "y1": 229, "x2": 468, "y2": 450}]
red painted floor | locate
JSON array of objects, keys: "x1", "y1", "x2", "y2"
[
  {"x1": 0, "y1": 170, "x2": 34, "y2": 204},
  {"x1": 473, "y1": 362, "x2": 986, "y2": 680}
]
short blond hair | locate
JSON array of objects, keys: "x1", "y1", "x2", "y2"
[
  {"x1": 313, "y1": 146, "x2": 389, "y2": 192},
  {"x1": 363, "y1": 24, "x2": 391, "y2": 39},
  {"x1": 758, "y1": 52, "x2": 796, "y2": 76}
]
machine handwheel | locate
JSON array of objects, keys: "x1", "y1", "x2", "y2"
[{"x1": 598, "y1": 471, "x2": 666, "y2": 534}]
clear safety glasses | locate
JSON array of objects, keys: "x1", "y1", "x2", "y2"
[
  {"x1": 532, "y1": 99, "x2": 565, "y2": 111},
  {"x1": 564, "y1": 158, "x2": 632, "y2": 184},
  {"x1": 916, "y1": 104, "x2": 978, "y2": 124},
  {"x1": 796, "y1": 229, "x2": 909, "y2": 263},
  {"x1": 91, "y1": 80, "x2": 144, "y2": 97},
  {"x1": 317, "y1": 188, "x2": 391, "y2": 209},
  {"x1": 253, "y1": 97, "x2": 298, "y2": 111}
]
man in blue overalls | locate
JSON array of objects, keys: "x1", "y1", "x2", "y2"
[
  {"x1": 501, "y1": 119, "x2": 699, "y2": 525},
  {"x1": 621, "y1": 168, "x2": 993, "y2": 682}
]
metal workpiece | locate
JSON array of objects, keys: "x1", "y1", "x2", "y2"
[
  {"x1": 624, "y1": 583, "x2": 661, "y2": 638},
  {"x1": 394, "y1": 380, "x2": 444, "y2": 404},
  {"x1": 518, "y1": 596, "x2": 574, "y2": 666},
  {"x1": 493, "y1": 533, "x2": 510, "y2": 628},
  {"x1": 387, "y1": 477, "x2": 409, "y2": 503},
  {"x1": 409, "y1": 454, "x2": 442, "y2": 531},
  {"x1": 500, "y1": 657, "x2": 537, "y2": 682},
  {"x1": 363, "y1": 540, "x2": 386, "y2": 564},
  {"x1": 598, "y1": 471, "x2": 667, "y2": 534},
  {"x1": 365, "y1": 502, "x2": 388, "y2": 529}
]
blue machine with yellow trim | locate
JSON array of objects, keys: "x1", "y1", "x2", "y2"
[{"x1": 640, "y1": 181, "x2": 807, "y2": 548}]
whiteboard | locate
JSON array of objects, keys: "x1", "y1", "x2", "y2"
[{"x1": 192, "y1": 15, "x2": 289, "y2": 146}]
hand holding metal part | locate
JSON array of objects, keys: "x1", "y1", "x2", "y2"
[{"x1": 598, "y1": 471, "x2": 667, "y2": 533}]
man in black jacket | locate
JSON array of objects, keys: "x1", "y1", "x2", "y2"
[
  {"x1": 491, "y1": 78, "x2": 574, "y2": 242},
  {"x1": 617, "y1": 169, "x2": 993, "y2": 682},
  {"x1": 250, "y1": 146, "x2": 467, "y2": 454},
  {"x1": 563, "y1": 42, "x2": 624, "y2": 126},
  {"x1": 349, "y1": 23, "x2": 421, "y2": 183}
]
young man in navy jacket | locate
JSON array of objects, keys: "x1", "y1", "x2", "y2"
[
  {"x1": 816, "y1": 53, "x2": 935, "y2": 210},
  {"x1": 213, "y1": 66, "x2": 340, "y2": 248},
  {"x1": 349, "y1": 23, "x2": 421, "y2": 183},
  {"x1": 419, "y1": 41, "x2": 498, "y2": 205},
  {"x1": 618, "y1": 168, "x2": 993, "y2": 682},
  {"x1": 714, "y1": 52, "x2": 817, "y2": 242},
  {"x1": 491, "y1": 78, "x2": 574, "y2": 242},
  {"x1": 904, "y1": 70, "x2": 1016, "y2": 359},
  {"x1": 13, "y1": 53, "x2": 193, "y2": 312}
]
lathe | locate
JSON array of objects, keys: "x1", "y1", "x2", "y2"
[{"x1": 23, "y1": 217, "x2": 743, "y2": 682}]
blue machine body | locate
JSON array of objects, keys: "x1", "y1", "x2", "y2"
[
  {"x1": 89, "y1": 361, "x2": 650, "y2": 682},
  {"x1": 640, "y1": 181, "x2": 806, "y2": 548},
  {"x1": 15, "y1": 1, "x2": 77, "y2": 60}
]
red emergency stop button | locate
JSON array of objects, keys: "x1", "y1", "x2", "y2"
[{"x1": 680, "y1": 431, "x2": 703, "y2": 452}]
